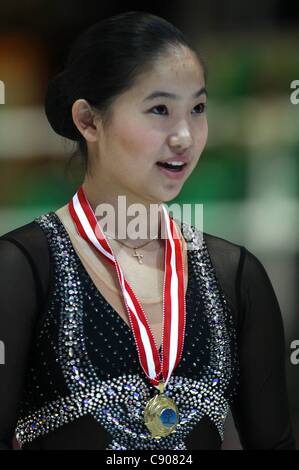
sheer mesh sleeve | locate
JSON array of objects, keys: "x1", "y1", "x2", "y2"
[
  {"x1": 231, "y1": 247, "x2": 296, "y2": 449},
  {"x1": 0, "y1": 239, "x2": 40, "y2": 450}
]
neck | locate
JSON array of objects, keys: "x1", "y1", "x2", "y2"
[{"x1": 81, "y1": 174, "x2": 164, "y2": 248}]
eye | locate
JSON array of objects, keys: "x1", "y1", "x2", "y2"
[
  {"x1": 150, "y1": 104, "x2": 168, "y2": 115},
  {"x1": 149, "y1": 103, "x2": 207, "y2": 115},
  {"x1": 193, "y1": 103, "x2": 207, "y2": 114}
]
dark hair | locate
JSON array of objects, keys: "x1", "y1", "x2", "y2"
[{"x1": 44, "y1": 10, "x2": 208, "y2": 175}]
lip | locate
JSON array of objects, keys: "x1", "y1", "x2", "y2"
[
  {"x1": 156, "y1": 161, "x2": 188, "y2": 179},
  {"x1": 157, "y1": 155, "x2": 189, "y2": 164}
]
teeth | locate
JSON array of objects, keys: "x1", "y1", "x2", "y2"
[{"x1": 160, "y1": 161, "x2": 185, "y2": 166}]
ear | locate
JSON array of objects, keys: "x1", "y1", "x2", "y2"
[{"x1": 71, "y1": 99, "x2": 101, "y2": 143}]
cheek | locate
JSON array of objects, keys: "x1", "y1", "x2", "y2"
[
  {"x1": 112, "y1": 119, "x2": 162, "y2": 163},
  {"x1": 195, "y1": 119, "x2": 208, "y2": 149}
]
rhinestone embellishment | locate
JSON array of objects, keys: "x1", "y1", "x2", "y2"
[{"x1": 15, "y1": 213, "x2": 240, "y2": 449}]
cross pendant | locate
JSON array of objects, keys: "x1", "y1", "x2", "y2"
[{"x1": 133, "y1": 249, "x2": 143, "y2": 264}]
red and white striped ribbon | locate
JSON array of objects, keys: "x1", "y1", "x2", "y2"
[{"x1": 68, "y1": 186, "x2": 186, "y2": 390}]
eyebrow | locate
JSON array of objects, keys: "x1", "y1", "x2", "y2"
[{"x1": 143, "y1": 87, "x2": 208, "y2": 102}]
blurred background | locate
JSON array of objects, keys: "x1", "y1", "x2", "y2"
[{"x1": 0, "y1": 0, "x2": 298, "y2": 450}]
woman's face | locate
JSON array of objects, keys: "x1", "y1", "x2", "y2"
[{"x1": 94, "y1": 46, "x2": 208, "y2": 204}]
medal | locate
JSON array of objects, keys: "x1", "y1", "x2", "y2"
[
  {"x1": 68, "y1": 186, "x2": 186, "y2": 439},
  {"x1": 144, "y1": 380, "x2": 179, "y2": 438}
]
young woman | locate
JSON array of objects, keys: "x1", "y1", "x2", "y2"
[{"x1": 0, "y1": 11, "x2": 296, "y2": 450}]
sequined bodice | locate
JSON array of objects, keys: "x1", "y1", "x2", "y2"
[{"x1": 15, "y1": 212, "x2": 240, "y2": 450}]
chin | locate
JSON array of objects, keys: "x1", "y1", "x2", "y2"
[{"x1": 159, "y1": 188, "x2": 183, "y2": 202}]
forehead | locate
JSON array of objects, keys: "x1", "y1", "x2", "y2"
[{"x1": 131, "y1": 47, "x2": 205, "y2": 97}]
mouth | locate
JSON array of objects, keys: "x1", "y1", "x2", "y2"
[
  {"x1": 155, "y1": 161, "x2": 188, "y2": 179},
  {"x1": 156, "y1": 161, "x2": 187, "y2": 172}
]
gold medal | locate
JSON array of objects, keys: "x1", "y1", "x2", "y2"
[{"x1": 143, "y1": 381, "x2": 179, "y2": 438}]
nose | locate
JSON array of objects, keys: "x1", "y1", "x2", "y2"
[{"x1": 168, "y1": 128, "x2": 192, "y2": 152}]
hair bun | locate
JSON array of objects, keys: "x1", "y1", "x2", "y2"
[{"x1": 44, "y1": 70, "x2": 80, "y2": 141}]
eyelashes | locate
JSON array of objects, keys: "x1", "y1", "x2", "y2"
[
  {"x1": 193, "y1": 103, "x2": 207, "y2": 114},
  {"x1": 149, "y1": 103, "x2": 207, "y2": 116}
]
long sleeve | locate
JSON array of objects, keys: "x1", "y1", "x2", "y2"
[
  {"x1": 231, "y1": 247, "x2": 296, "y2": 450},
  {"x1": 0, "y1": 240, "x2": 40, "y2": 450}
]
